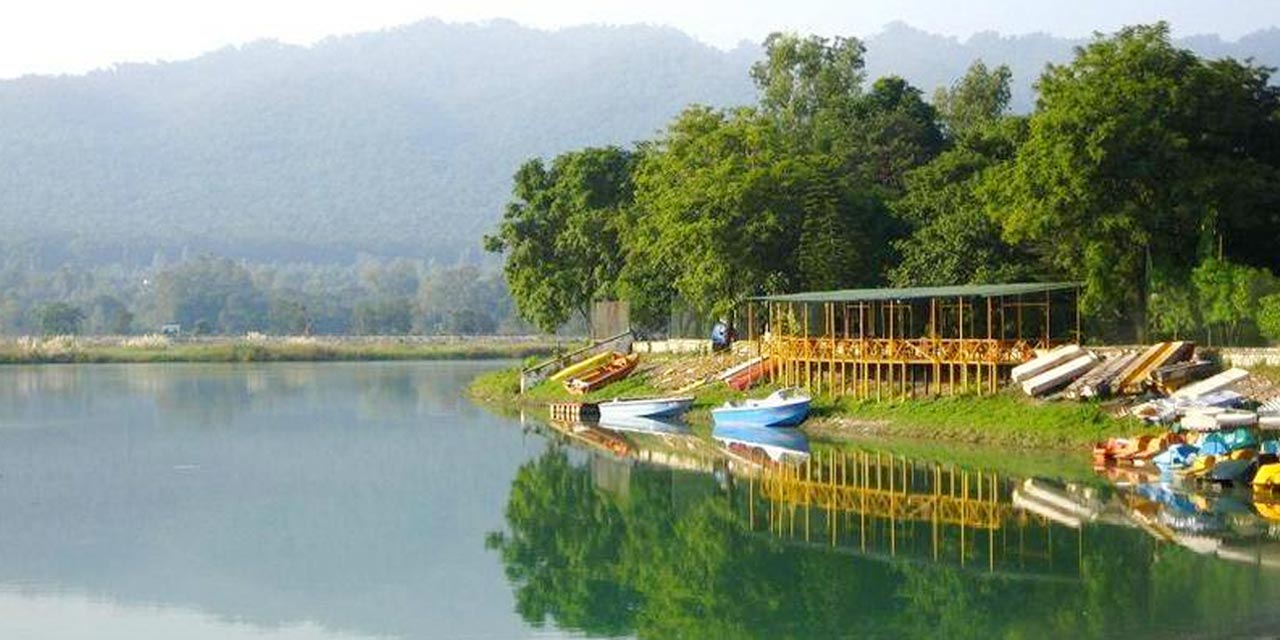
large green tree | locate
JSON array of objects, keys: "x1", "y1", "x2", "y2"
[
  {"x1": 485, "y1": 147, "x2": 636, "y2": 332},
  {"x1": 933, "y1": 61, "x2": 1013, "y2": 142},
  {"x1": 628, "y1": 107, "x2": 803, "y2": 318},
  {"x1": 984, "y1": 23, "x2": 1280, "y2": 339},
  {"x1": 750, "y1": 32, "x2": 867, "y2": 150},
  {"x1": 891, "y1": 63, "x2": 1033, "y2": 286}
]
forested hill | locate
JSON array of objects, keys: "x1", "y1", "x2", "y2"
[
  {"x1": 2, "y1": 19, "x2": 1279, "y2": 267},
  {"x1": 865, "y1": 22, "x2": 1280, "y2": 112},
  {"x1": 0, "y1": 20, "x2": 758, "y2": 265}
]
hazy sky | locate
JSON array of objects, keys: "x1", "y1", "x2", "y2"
[{"x1": 3, "y1": 0, "x2": 1278, "y2": 79}]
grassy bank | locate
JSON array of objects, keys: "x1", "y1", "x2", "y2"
[
  {"x1": 467, "y1": 363, "x2": 740, "y2": 437},
  {"x1": 468, "y1": 362, "x2": 1145, "y2": 450},
  {"x1": 0, "y1": 335, "x2": 565, "y2": 364},
  {"x1": 808, "y1": 392, "x2": 1147, "y2": 449}
]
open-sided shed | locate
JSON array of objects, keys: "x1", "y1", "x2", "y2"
[{"x1": 747, "y1": 282, "x2": 1082, "y2": 398}]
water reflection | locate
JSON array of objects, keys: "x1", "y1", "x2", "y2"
[
  {"x1": 0, "y1": 362, "x2": 552, "y2": 640},
  {"x1": 491, "y1": 422, "x2": 1280, "y2": 639}
]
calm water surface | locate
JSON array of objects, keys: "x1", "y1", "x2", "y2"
[{"x1": 0, "y1": 362, "x2": 1278, "y2": 639}]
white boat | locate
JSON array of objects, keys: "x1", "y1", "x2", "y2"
[
  {"x1": 711, "y1": 388, "x2": 811, "y2": 427},
  {"x1": 597, "y1": 396, "x2": 694, "y2": 420},
  {"x1": 597, "y1": 415, "x2": 692, "y2": 435},
  {"x1": 1011, "y1": 344, "x2": 1086, "y2": 383},
  {"x1": 1021, "y1": 353, "x2": 1098, "y2": 396},
  {"x1": 1182, "y1": 408, "x2": 1257, "y2": 431},
  {"x1": 1172, "y1": 368, "x2": 1250, "y2": 400}
]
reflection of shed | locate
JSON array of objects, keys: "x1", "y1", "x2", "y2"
[
  {"x1": 742, "y1": 449, "x2": 1085, "y2": 579},
  {"x1": 748, "y1": 283, "x2": 1081, "y2": 398}
]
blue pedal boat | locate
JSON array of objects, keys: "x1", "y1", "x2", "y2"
[{"x1": 711, "y1": 388, "x2": 811, "y2": 428}]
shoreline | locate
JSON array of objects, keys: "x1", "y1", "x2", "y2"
[
  {"x1": 0, "y1": 335, "x2": 567, "y2": 365},
  {"x1": 465, "y1": 360, "x2": 1148, "y2": 451}
]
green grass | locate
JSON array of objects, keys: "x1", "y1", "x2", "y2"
[
  {"x1": 807, "y1": 391, "x2": 1149, "y2": 449},
  {"x1": 0, "y1": 337, "x2": 563, "y2": 364},
  {"x1": 467, "y1": 364, "x2": 748, "y2": 438}
]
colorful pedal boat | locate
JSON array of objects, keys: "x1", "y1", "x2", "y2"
[
  {"x1": 1253, "y1": 463, "x2": 1280, "y2": 490},
  {"x1": 1153, "y1": 443, "x2": 1200, "y2": 471}
]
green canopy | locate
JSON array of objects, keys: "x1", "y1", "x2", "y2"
[{"x1": 751, "y1": 282, "x2": 1080, "y2": 303}]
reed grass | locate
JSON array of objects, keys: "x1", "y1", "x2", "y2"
[{"x1": 0, "y1": 335, "x2": 563, "y2": 364}]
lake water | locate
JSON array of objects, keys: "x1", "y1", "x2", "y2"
[{"x1": 0, "y1": 362, "x2": 1278, "y2": 639}]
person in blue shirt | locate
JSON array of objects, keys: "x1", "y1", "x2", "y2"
[{"x1": 711, "y1": 318, "x2": 730, "y2": 351}]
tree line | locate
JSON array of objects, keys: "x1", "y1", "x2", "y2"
[
  {"x1": 1, "y1": 256, "x2": 527, "y2": 336},
  {"x1": 487, "y1": 24, "x2": 1280, "y2": 345}
]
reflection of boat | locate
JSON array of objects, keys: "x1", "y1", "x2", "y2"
[
  {"x1": 598, "y1": 396, "x2": 693, "y2": 420},
  {"x1": 1253, "y1": 463, "x2": 1280, "y2": 490},
  {"x1": 597, "y1": 415, "x2": 692, "y2": 436},
  {"x1": 712, "y1": 425, "x2": 810, "y2": 463},
  {"x1": 1205, "y1": 458, "x2": 1256, "y2": 486},
  {"x1": 1253, "y1": 497, "x2": 1280, "y2": 522},
  {"x1": 566, "y1": 353, "x2": 639, "y2": 395},
  {"x1": 1011, "y1": 479, "x2": 1099, "y2": 529},
  {"x1": 711, "y1": 388, "x2": 811, "y2": 427}
]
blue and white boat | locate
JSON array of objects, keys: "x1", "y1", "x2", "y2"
[
  {"x1": 711, "y1": 388, "x2": 811, "y2": 428},
  {"x1": 597, "y1": 396, "x2": 694, "y2": 420},
  {"x1": 712, "y1": 424, "x2": 810, "y2": 462}
]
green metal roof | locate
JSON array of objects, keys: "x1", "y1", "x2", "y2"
[{"x1": 752, "y1": 282, "x2": 1080, "y2": 303}]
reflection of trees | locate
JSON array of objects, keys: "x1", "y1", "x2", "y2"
[
  {"x1": 491, "y1": 448, "x2": 1280, "y2": 639},
  {"x1": 485, "y1": 448, "x2": 636, "y2": 636}
]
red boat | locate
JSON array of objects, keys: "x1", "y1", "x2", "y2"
[{"x1": 727, "y1": 358, "x2": 775, "y2": 391}]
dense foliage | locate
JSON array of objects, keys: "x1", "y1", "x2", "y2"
[
  {"x1": 491, "y1": 24, "x2": 1280, "y2": 344},
  {"x1": 0, "y1": 255, "x2": 526, "y2": 336},
  {"x1": 6, "y1": 22, "x2": 1280, "y2": 338}
]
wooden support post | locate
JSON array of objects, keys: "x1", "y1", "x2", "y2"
[
  {"x1": 828, "y1": 302, "x2": 836, "y2": 395},
  {"x1": 1075, "y1": 285, "x2": 1082, "y2": 345},
  {"x1": 1044, "y1": 288, "x2": 1051, "y2": 347},
  {"x1": 887, "y1": 301, "x2": 894, "y2": 402},
  {"x1": 803, "y1": 303, "x2": 811, "y2": 393},
  {"x1": 1016, "y1": 294, "x2": 1023, "y2": 345}
]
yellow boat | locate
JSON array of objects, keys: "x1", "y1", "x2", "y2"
[
  {"x1": 1177, "y1": 455, "x2": 1216, "y2": 479},
  {"x1": 1229, "y1": 448, "x2": 1257, "y2": 461},
  {"x1": 549, "y1": 351, "x2": 616, "y2": 382},
  {"x1": 1253, "y1": 463, "x2": 1280, "y2": 490},
  {"x1": 1254, "y1": 497, "x2": 1280, "y2": 522}
]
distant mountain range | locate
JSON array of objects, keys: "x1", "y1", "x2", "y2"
[{"x1": 2, "y1": 19, "x2": 1277, "y2": 266}]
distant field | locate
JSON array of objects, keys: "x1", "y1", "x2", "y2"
[{"x1": 0, "y1": 335, "x2": 570, "y2": 364}]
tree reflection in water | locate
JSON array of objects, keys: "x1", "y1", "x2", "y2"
[{"x1": 489, "y1": 446, "x2": 1280, "y2": 639}]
